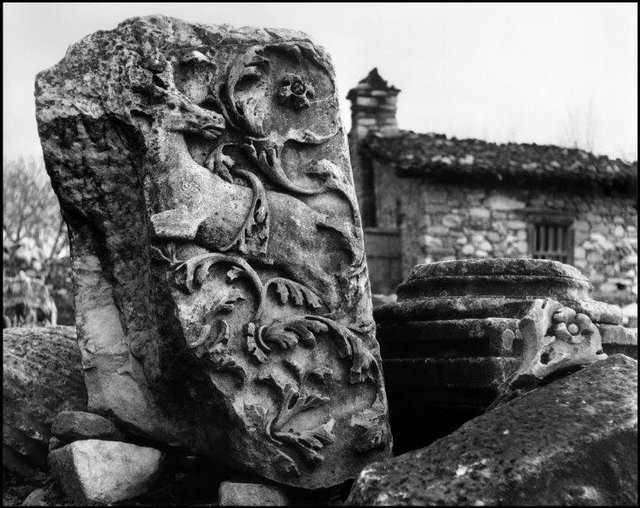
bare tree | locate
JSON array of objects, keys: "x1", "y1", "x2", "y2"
[
  {"x1": 562, "y1": 99, "x2": 597, "y2": 153},
  {"x1": 3, "y1": 156, "x2": 68, "y2": 261}
]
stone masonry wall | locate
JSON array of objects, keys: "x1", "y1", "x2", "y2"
[
  {"x1": 372, "y1": 166, "x2": 637, "y2": 304},
  {"x1": 416, "y1": 180, "x2": 637, "y2": 304}
]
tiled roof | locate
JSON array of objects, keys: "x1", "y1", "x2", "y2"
[{"x1": 363, "y1": 130, "x2": 637, "y2": 194}]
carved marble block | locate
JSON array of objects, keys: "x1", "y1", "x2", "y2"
[{"x1": 35, "y1": 15, "x2": 391, "y2": 489}]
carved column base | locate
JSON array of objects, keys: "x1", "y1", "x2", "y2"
[{"x1": 375, "y1": 258, "x2": 635, "y2": 454}]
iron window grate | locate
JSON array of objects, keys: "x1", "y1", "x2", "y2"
[{"x1": 531, "y1": 223, "x2": 570, "y2": 263}]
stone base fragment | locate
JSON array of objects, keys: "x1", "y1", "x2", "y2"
[
  {"x1": 347, "y1": 354, "x2": 638, "y2": 506},
  {"x1": 375, "y1": 259, "x2": 632, "y2": 453},
  {"x1": 21, "y1": 488, "x2": 48, "y2": 506},
  {"x1": 49, "y1": 439, "x2": 164, "y2": 505},
  {"x1": 3, "y1": 326, "x2": 86, "y2": 475},
  {"x1": 219, "y1": 481, "x2": 289, "y2": 506},
  {"x1": 52, "y1": 411, "x2": 123, "y2": 443}
]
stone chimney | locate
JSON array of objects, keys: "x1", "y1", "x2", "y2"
[
  {"x1": 347, "y1": 69, "x2": 400, "y2": 227},
  {"x1": 347, "y1": 68, "x2": 401, "y2": 141}
]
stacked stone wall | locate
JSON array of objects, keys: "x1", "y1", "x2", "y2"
[
  {"x1": 380, "y1": 175, "x2": 637, "y2": 304},
  {"x1": 429, "y1": 183, "x2": 636, "y2": 304}
]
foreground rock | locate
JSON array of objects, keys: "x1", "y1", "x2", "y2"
[
  {"x1": 219, "y1": 481, "x2": 289, "y2": 506},
  {"x1": 3, "y1": 326, "x2": 86, "y2": 475},
  {"x1": 49, "y1": 439, "x2": 164, "y2": 505},
  {"x1": 20, "y1": 488, "x2": 48, "y2": 506},
  {"x1": 347, "y1": 354, "x2": 638, "y2": 506},
  {"x1": 51, "y1": 411, "x2": 124, "y2": 443},
  {"x1": 35, "y1": 15, "x2": 390, "y2": 488}
]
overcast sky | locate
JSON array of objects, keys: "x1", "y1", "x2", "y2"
[{"x1": 3, "y1": 2, "x2": 638, "y2": 161}]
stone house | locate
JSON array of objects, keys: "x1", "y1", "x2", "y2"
[{"x1": 347, "y1": 69, "x2": 638, "y2": 313}]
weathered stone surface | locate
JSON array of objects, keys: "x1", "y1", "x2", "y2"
[
  {"x1": 35, "y1": 15, "x2": 390, "y2": 488},
  {"x1": 347, "y1": 354, "x2": 638, "y2": 506},
  {"x1": 600, "y1": 324, "x2": 637, "y2": 358},
  {"x1": 396, "y1": 258, "x2": 592, "y2": 301},
  {"x1": 500, "y1": 299, "x2": 606, "y2": 385},
  {"x1": 219, "y1": 481, "x2": 289, "y2": 506},
  {"x1": 3, "y1": 326, "x2": 86, "y2": 475},
  {"x1": 21, "y1": 488, "x2": 48, "y2": 506},
  {"x1": 376, "y1": 295, "x2": 623, "y2": 326},
  {"x1": 51, "y1": 411, "x2": 124, "y2": 443},
  {"x1": 49, "y1": 439, "x2": 164, "y2": 505},
  {"x1": 493, "y1": 298, "x2": 607, "y2": 406}
]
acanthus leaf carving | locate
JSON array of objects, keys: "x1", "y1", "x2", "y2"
[
  {"x1": 266, "y1": 383, "x2": 335, "y2": 465},
  {"x1": 259, "y1": 316, "x2": 328, "y2": 352},
  {"x1": 217, "y1": 169, "x2": 270, "y2": 258},
  {"x1": 206, "y1": 320, "x2": 246, "y2": 385},
  {"x1": 267, "y1": 278, "x2": 322, "y2": 309}
]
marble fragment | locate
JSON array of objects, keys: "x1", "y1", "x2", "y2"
[{"x1": 35, "y1": 15, "x2": 391, "y2": 489}]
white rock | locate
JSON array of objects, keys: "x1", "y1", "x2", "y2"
[
  {"x1": 49, "y1": 439, "x2": 164, "y2": 505},
  {"x1": 471, "y1": 234, "x2": 485, "y2": 246},
  {"x1": 514, "y1": 241, "x2": 528, "y2": 253},
  {"x1": 590, "y1": 233, "x2": 615, "y2": 251},
  {"x1": 469, "y1": 207, "x2": 491, "y2": 220},
  {"x1": 478, "y1": 240, "x2": 493, "y2": 252},
  {"x1": 442, "y1": 214, "x2": 462, "y2": 228},
  {"x1": 424, "y1": 235, "x2": 443, "y2": 249},
  {"x1": 461, "y1": 244, "x2": 475, "y2": 256},
  {"x1": 21, "y1": 488, "x2": 48, "y2": 506},
  {"x1": 486, "y1": 195, "x2": 526, "y2": 211},
  {"x1": 458, "y1": 154, "x2": 475, "y2": 165}
]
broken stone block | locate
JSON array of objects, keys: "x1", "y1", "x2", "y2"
[
  {"x1": 492, "y1": 298, "x2": 607, "y2": 406},
  {"x1": 3, "y1": 326, "x2": 86, "y2": 475},
  {"x1": 600, "y1": 324, "x2": 638, "y2": 358},
  {"x1": 51, "y1": 411, "x2": 124, "y2": 443},
  {"x1": 374, "y1": 258, "x2": 629, "y2": 453},
  {"x1": 21, "y1": 488, "x2": 48, "y2": 506},
  {"x1": 219, "y1": 481, "x2": 289, "y2": 506},
  {"x1": 49, "y1": 439, "x2": 164, "y2": 505},
  {"x1": 347, "y1": 354, "x2": 638, "y2": 506},
  {"x1": 35, "y1": 15, "x2": 391, "y2": 489}
]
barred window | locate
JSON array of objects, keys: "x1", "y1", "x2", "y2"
[{"x1": 530, "y1": 223, "x2": 571, "y2": 263}]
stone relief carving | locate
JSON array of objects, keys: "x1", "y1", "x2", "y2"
[
  {"x1": 493, "y1": 298, "x2": 607, "y2": 407},
  {"x1": 36, "y1": 16, "x2": 391, "y2": 489}
]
